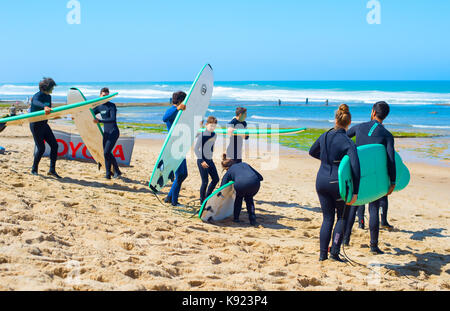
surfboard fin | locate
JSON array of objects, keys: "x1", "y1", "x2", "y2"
[
  {"x1": 157, "y1": 176, "x2": 164, "y2": 188},
  {"x1": 168, "y1": 171, "x2": 175, "y2": 182},
  {"x1": 157, "y1": 160, "x2": 164, "y2": 171}
]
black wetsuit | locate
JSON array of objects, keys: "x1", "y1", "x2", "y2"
[
  {"x1": 30, "y1": 91, "x2": 58, "y2": 173},
  {"x1": 221, "y1": 162, "x2": 263, "y2": 223},
  {"x1": 195, "y1": 130, "x2": 219, "y2": 203},
  {"x1": 93, "y1": 102, "x2": 120, "y2": 177},
  {"x1": 163, "y1": 105, "x2": 187, "y2": 205},
  {"x1": 344, "y1": 120, "x2": 396, "y2": 247},
  {"x1": 226, "y1": 118, "x2": 249, "y2": 163},
  {"x1": 309, "y1": 128, "x2": 360, "y2": 259}
]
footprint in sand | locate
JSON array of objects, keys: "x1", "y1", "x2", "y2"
[
  {"x1": 187, "y1": 225, "x2": 209, "y2": 233},
  {"x1": 124, "y1": 268, "x2": 142, "y2": 279},
  {"x1": 122, "y1": 242, "x2": 135, "y2": 251},
  {"x1": 151, "y1": 284, "x2": 176, "y2": 291},
  {"x1": 188, "y1": 280, "x2": 204, "y2": 287},
  {"x1": 297, "y1": 276, "x2": 322, "y2": 287},
  {"x1": 269, "y1": 271, "x2": 287, "y2": 277},
  {"x1": 209, "y1": 255, "x2": 222, "y2": 265}
]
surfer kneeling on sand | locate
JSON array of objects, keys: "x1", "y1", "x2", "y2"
[
  {"x1": 220, "y1": 154, "x2": 263, "y2": 226},
  {"x1": 309, "y1": 104, "x2": 360, "y2": 262},
  {"x1": 195, "y1": 116, "x2": 219, "y2": 204},
  {"x1": 93, "y1": 87, "x2": 122, "y2": 180},
  {"x1": 30, "y1": 77, "x2": 61, "y2": 179},
  {"x1": 163, "y1": 91, "x2": 187, "y2": 207}
]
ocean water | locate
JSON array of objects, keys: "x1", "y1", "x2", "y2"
[{"x1": 1, "y1": 81, "x2": 450, "y2": 134}]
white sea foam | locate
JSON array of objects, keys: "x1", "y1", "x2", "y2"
[
  {"x1": 250, "y1": 115, "x2": 303, "y2": 121},
  {"x1": 212, "y1": 86, "x2": 450, "y2": 105},
  {"x1": 2, "y1": 83, "x2": 450, "y2": 105},
  {"x1": 0, "y1": 84, "x2": 174, "y2": 99},
  {"x1": 411, "y1": 124, "x2": 450, "y2": 129}
]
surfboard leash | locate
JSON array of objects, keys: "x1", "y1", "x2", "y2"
[
  {"x1": 190, "y1": 208, "x2": 200, "y2": 218},
  {"x1": 152, "y1": 192, "x2": 169, "y2": 208},
  {"x1": 340, "y1": 223, "x2": 420, "y2": 288},
  {"x1": 184, "y1": 198, "x2": 202, "y2": 218}
]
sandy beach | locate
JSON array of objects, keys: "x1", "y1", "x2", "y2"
[{"x1": 0, "y1": 122, "x2": 449, "y2": 291}]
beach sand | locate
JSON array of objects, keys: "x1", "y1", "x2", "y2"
[{"x1": 0, "y1": 122, "x2": 449, "y2": 291}]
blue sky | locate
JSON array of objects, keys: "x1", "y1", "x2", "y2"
[{"x1": 0, "y1": 0, "x2": 449, "y2": 82}]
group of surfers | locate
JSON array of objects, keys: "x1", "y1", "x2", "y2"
[{"x1": 3, "y1": 78, "x2": 398, "y2": 262}]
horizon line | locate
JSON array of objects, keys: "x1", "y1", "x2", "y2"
[{"x1": 1, "y1": 79, "x2": 450, "y2": 85}]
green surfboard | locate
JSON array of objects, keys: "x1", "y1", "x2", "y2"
[
  {"x1": 0, "y1": 92, "x2": 118, "y2": 126},
  {"x1": 198, "y1": 181, "x2": 235, "y2": 222},
  {"x1": 199, "y1": 127, "x2": 307, "y2": 136},
  {"x1": 338, "y1": 144, "x2": 410, "y2": 205}
]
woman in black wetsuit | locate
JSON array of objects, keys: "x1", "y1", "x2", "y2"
[
  {"x1": 309, "y1": 104, "x2": 360, "y2": 262},
  {"x1": 93, "y1": 87, "x2": 121, "y2": 179},
  {"x1": 220, "y1": 155, "x2": 263, "y2": 226}
]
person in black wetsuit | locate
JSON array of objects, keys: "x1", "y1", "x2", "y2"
[
  {"x1": 92, "y1": 87, "x2": 122, "y2": 179},
  {"x1": 343, "y1": 101, "x2": 395, "y2": 255},
  {"x1": 163, "y1": 91, "x2": 187, "y2": 206},
  {"x1": 220, "y1": 155, "x2": 263, "y2": 226},
  {"x1": 195, "y1": 116, "x2": 219, "y2": 204},
  {"x1": 226, "y1": 107, "x2": 249, "y2": 163},
  {"x1": 30, "y1": 77, "x2": 61, "y2": 178},
  {"x1": 309, "y1": 104, "x2": 360, "y2": 262}
]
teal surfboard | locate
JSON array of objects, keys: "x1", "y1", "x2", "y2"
[
  {"x1": 198, "y1": 181, "x2": 235, "y2": 222},
  {"x1": 0, "y1": 92, "x2": 118, "y2": 126},
  {"x1": 149, "y1": 64, "x2": 214, "y2": 193},
  {"x1": 199, "y1": 127, "x2": 307, "y2": 136},
  {"x1": 339, "y1": 144, "x2": 410, "y2": 205}
]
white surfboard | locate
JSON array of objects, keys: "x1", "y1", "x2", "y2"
[
  {"x1": 149, "y1": 64, "x2": 214, "y2": 193},
  {"x1": 69, "y1": 88, "x2": 106, "y2": 169},
  {"x1": 199, "y1": 181, "x2": 236, "y2": 222}
]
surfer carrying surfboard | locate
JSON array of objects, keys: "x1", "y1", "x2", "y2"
[
  {"x1": 226, "y1": 107, "x2": 249, "y2": 163},
  {"x1": 30, "y1": 77, "x2": 61, "y2": 179},
  {"x1": 309, "y1": 104, "x2": 360, "y2": 262},
  {"x1": 343, "y1": 101, "x2": 396, "y2": 255},
  {"x1": 194, "y1": 116, "x2": 219, "y2": 204},
  {"x1": 220, "y1": 155, "x2": 263, "y2": 226},
  {"x1": 93, "y1": 88, "x2": 122, "y2": 179},
  {"x1": 163, "y1": 91, "x2": 187, "y2": 206}
]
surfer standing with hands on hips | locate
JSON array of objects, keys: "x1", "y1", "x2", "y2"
[
  {"x1": 226, "y1": 107, "x2": 249, "y2": 163},
  {"x1": 93, "y1": 87, "x2": 122, "y2": 180},
  {"x1": 309, "y1": 104, "x2": 360, "y2": 262},
  {"x1": 343, "y1": 101, "x2": 395, "y2": 255},
  {"x1": 30, "y1": 77, "x2": 61, "y2": 179},
  {"x1": 163, "y1": 91, "x2": 187, "y2": 207}
]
